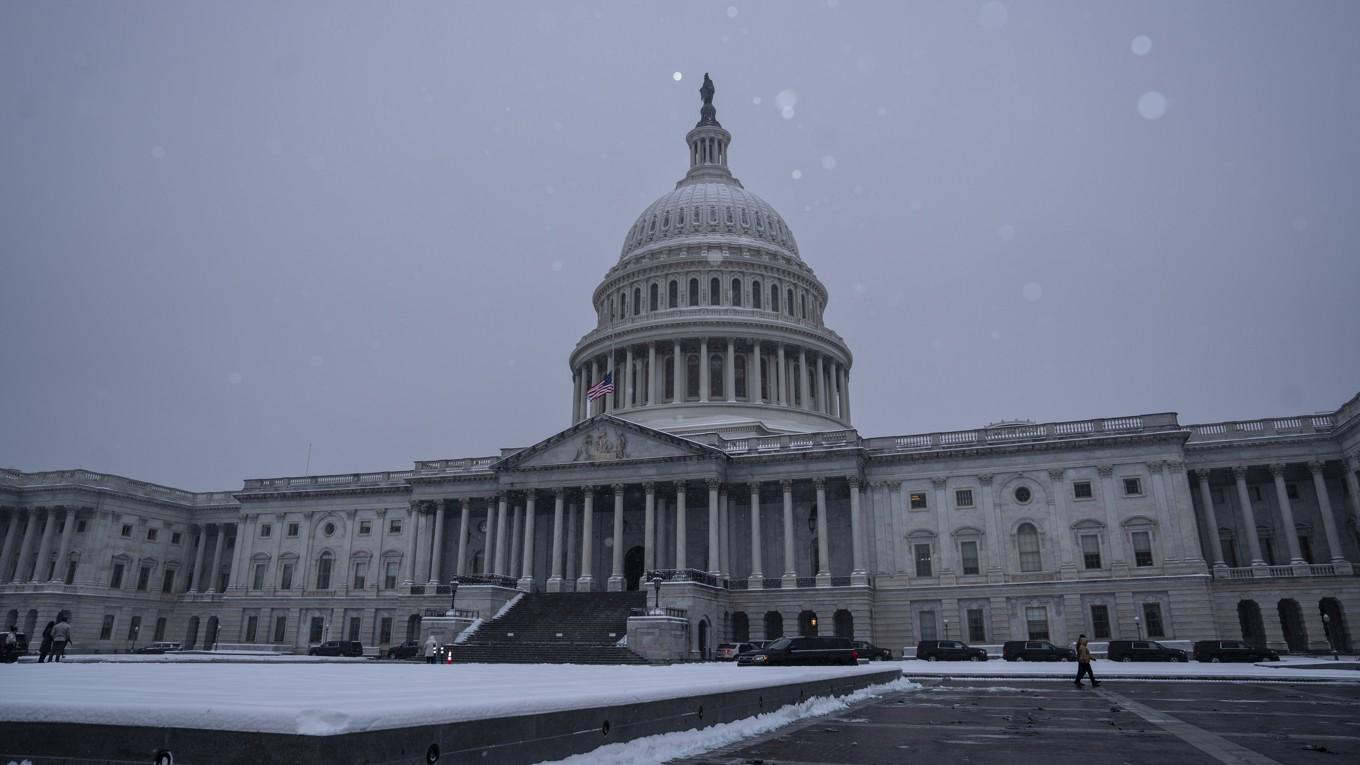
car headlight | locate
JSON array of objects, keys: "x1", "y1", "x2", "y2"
[{"x1": 754, "y1": 655, "x2": 768, "y2": 663}]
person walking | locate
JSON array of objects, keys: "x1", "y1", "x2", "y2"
[
  {"x1": 37, "y1": 620, "x2": 55, "y2": 663},
  {"x1": 1074, "y1": 634, "x2": 1099, "y2": 688},
  {"x1": 423, "y1": 634, "x2": 440, "y2": 665},
  {"x1": 50, "y1": 616, "x2": 72, "y2": 662}
]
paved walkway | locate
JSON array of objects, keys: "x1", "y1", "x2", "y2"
[{"x1": 680, "y1": 678, "x2": 1360, "y2": 765}]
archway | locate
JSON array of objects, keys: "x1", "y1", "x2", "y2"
[
  {"x1": 204, "y1": 616, "x2": 220, "y2": 650},
  {"x1": 799, "y1": 610, "x2": 819, "y2": 637},
  {"x1": 5, "y1": 609, "x2": 17, "y2": 631},
  {"x1": 833, "y1": 609, "x2": 854, "y2": 639},
  {"x1": 732, "y1": 612, "x2": 750, "y2": 642},
  {"x1": 698, "y1": 618, "x2": 710, "y2": 660},
  {"x1": 24, "y1": 609, "x2": 37, "y2": 637},
  {"x1": 1237, "y1": 600, "x2": 1265, "y2": 648},
  {"x1": 624, "y1": 545, "x2": 645, "y2": 591},
  {"x1": 184, "y1": 616, "x2": 200, "y2": 649},
  {"x1": 764, "y1": 611, "x2": 783, "y2": 640},
  {"x1": 1277, "y1": 599, "x2": 1307, "y2": 653},
  {"x1": 1319, "y1": 598, "x2": 1349, "y2": 653},
  {"x1": 406, "y1": 613, "x2": 422, "y2": 641}
]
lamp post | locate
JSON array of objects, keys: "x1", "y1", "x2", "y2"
[
  {"x1": 1322, "y1": 613, "x2": 1337, "y2": 661},
  {"x1": 651, "y1": 576, "x2": 664, "y2": 615},
  {"x1": 1134, "y1": 616, "x2": 1142, "y2": 640},
  {"x1": 448, "y1": 580, "x2": 460, "y2": 616},
  {"x1": 944, "y1": 619, "x2": 950, "y2": 640}
]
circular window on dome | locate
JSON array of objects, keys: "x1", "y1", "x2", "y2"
[
  {"x1": 324, "y1": 522, "x2": 336, "y2": 536},
  {"x1": 1014, "y1": 486, "x2": 1032, "y2": 504}
]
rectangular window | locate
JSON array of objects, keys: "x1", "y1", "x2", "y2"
[
  {"x1": 1249, "y1": 486, "x2": 1262, "y2": 501},
  {"x1": 1299, "y1": 535, "x2": 1313, "y2": 564},
  {"x1": 389, "y1": 519, "x2": 402, "y2": 534},
  {"x1": 918, "y1": 610, "x2": 938, "y2": 641},
  {"x1": 110, "y1": 563, "x2": 125, "y2": 589},
  {"x1": 1025, "y1": 607, "x2": 1050, "y2": 640},
  {"x1": 316, "y1": 557, "x2": 333, "y2": 590},
  {"x1": 966, "y1": 608, "x2": 986, "y2": 643},
  {"x1": 99, "y1": 614, "x2": 115, "y2": 640},
  {"x1": 1081, "y1": 534, "x2": 1103, "y2": 569},
  {"x1": 154, "y1": 617, "x2": 167, "y2": 642},
  {"x1": 379, "y1": 616, "x2": 393, "y2": 645},
  {"x1": 171, "y1": 531, "x2": 181, "y2": 545},
  {"x1": 1221, "y1": 538, "x2": 1238, "y2": 568},
  {"x1": 77, "y1": 519, "x2": 87, "y2": 533},
  {"x1": 914, "y1": 543, "x2": 933, "y2": 577},
  {"x1": 161, "y1": 569, "x2": 176, "y2": 593},
  {"x1": 352, "y1": 561, "x2": 368, "y2": 590},
  {"x1": 359, "y1": 520, "x2": 372, "y2": 535},
  {"x1": 273, "y1": 616, "x2": 287, "y2": 644},
  {"x1": 127, "y1": 615, "x2": 141, "y2": 641},
  {"x1": 1123, "y1": 477, "x2": 1143, "y2": 496},
  {"x1": 120, "y1": 524, "x2": 132, "y2": 538},
  {"x1": 1132, "y1": 531, "x2": 1154, "y2": 567},
  {"x1": 146, "y1": 528, "x2": 158, "y2": 542},
  {"x1": 954, "y1": 489, "x2": 974, "y2": 508},
  {"x1": 309, "y1": 616, "x2": 324, "y2": 644},
  {"x1": 287, "y1": 523, "x2": 299, "y2": 537},
  {"x1": 384, "y1": 561, "x2": 399, "y2": 590},
  {"x1": 960, "y1": 541, "x2": 980, "y2": 575},
  {"x1": 1286, "y1": 483, "x2": 1299, "y2": 500},
  {"x1": 1090, "y1": 605, "x2": 1111, "y2": 640},
  {"x1": 1073, "y1": 481, "x2": 1093, "y2": 499},
  {"x1": 1261, "y1": 537, "x2": 1275, "y2": 566},
  {"x1": 347, "y1": 616, "x2": 361, "y2": 642},
  {"x1": 1019, "y1": 532, "x2": 1042, "y2": 572},
  {"x1": 259, "y1": 523, "x2": 272, "y2": 538},
  {"x1": 252, "y1": 563, "x2": 267, "y2": 590},
  {"x1": 909, "y1": 492, "x2": 928, "y2": 510},
  {"x1": 245, "y1": 615, "x2": 258, "y2": 643},
  {"x1": 1142, "y1": 603, "x2": 1165, "y2": 638},
  {"x1": 280, "y1": 563, "x2": 295, "y2": 591},
  {"x1": 65, "y1": 560, "x2": 78, "y2": 585}
]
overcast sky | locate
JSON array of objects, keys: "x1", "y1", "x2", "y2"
[{"x1": 3, "y1": 1, "x2": 1357, "y2": 491}]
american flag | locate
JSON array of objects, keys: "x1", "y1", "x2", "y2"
[{"x1": 586, "y1": 372, "x2": 615, "y2": 401}]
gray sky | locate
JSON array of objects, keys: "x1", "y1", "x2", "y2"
[{"x1": 3, "y1": 1, "x2": 1357, "y2": 491}]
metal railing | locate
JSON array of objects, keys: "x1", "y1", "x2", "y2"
[
  {"x1": 629, "y1": 607, "x2": 688, "y2": 619},
  {"x1": 646, "y1": 569, "x2": 728, "y2": 588},
  {"x1": 1221, "y1": 564, "x2": 1342, "y2": 579},
  {"x1": 452, "y1": 574, "x2": 520, "y2": 588}
]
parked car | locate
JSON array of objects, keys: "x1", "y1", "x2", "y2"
[
  {"x1": 1107, "y1": 640, "x2": 1187, "y2": 662},
  {"x1": 737, "y1": 636, "x2": 858, "y2": 666},
  {"x1": 916, "y1": 640, "x2": 987, "y2": 662},
  {"x1": 1002, "y1": 640, "x2": 1076, "y2": 662},
  {"x1": 1193, "y1": 640, "x2": 1280, "y2": 663},
  {"x1": 386, "y1": 640, "x2": 422, "y2": 660},
  {"x1": 852, "y1": 640, "x2": 894, "y2": 661},
  {"x1": 308, "y1": 640, "x2": 364, "y2": 657},
  {"x1": 716, "y1": 642, "x2": 760, "y2": 660},
  {"x1": 133, "y1": 641, "x2": 182, "y2": 654}
]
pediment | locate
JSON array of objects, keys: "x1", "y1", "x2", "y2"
[{"x1": 494, "y1": 415, "x2": 724, "y2": 471}]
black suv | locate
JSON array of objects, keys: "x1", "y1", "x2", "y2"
[
  {"x1": 386, "y1": 640, "x2": 421, "y2": 660},
  {"x1": 1002, "y1": 640, "x2": 1076, "y2": 662},
  {"x1": 309, "y1": 640, "x2": 364, "y2": 657},
  {"x1": 916, "y1": 640, "x2": 987, "y2": 662},
  {"x1": 737, "y1": 636, "x2": 858, "y2": 666},
  {"x1": 1193, "y1": 640, "x2": 1280, "y2": 663},
  {"x1": 1107, "y1": 640, "x2": 1187, "y2": 662},
  {"x1": 852, "y1": 640, "x2": 894, "y2": 661}
]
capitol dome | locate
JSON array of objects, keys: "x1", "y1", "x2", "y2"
[{"x1": 569, "y1": 74, "x2": 854, "y2": 438}]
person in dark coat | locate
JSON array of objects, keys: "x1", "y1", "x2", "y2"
[
  {"x1": 50, "y1": 617, "x2": 72, "y2": 661},
  {"x1": 1074, "y1": 634, "x2": 1099, "y2": 688},
  {"x1": 2, "y1": 625, "x2": 18, "y2": 663},
  {"x1": 38, "y1": 621, "x2": 56, "y2": 663}
]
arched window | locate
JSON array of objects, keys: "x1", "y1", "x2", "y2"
[
  {"x1": 677, "y1": 207, "x2": 685, "y2": 225},
  {"x1": 752, "y1": 280, "x2": 762, "y2": 309},
  {"x1": 800, "y1": 293, "x2": 807, "y2": 318},
  {"x1": 770, "y1": 285, "x2": 780, "y2": 313},
  {"x1": 662, "y1": 211, "x2": 670, "y2": 229},
  {"x1": 1017, "y1": 523, "x2": 1042, "y2": 572},
  {"x1": 759, "y1": 357, "x2": 771, "y2": 400},
  {"x1": 668, "y1": 281, "x2": 678, "y2": 308},
  {"x1": 726, "y1": 207, "x2": 734, "y2": 224},
  {"x1": 709, "y1": 205, "x2": 718, "y2": 223},
  {"x1": 688, "y1": 278, "x2": 699, "y2": 306},
  {"x1": 608, "y1": 297, "x2": 615, "y2": 321},
  {"x1": 755, "y1": 212, "x2": 764, "y2": 230},
  {"x1": 764, "y1": 611, "x2": 784, "y2": 640},
  {"x1": 732, "y1": 612, "x2": 750, "y2": 642},
  {"x1": 649, "y1": 283, "x2": 659, "y2": 311},
  {"x1": 648, "y1": 215, "x2": 656, "y2": 233},
  {"x1": 632, "y1": 287, "x2": 641, "y2": 316},
  {"x1": 791, "y1": 361, "x2": 801, "y2": 404},
  {"x1": 694, "y1": 206, "x2": 701, "y2": 226},
  {"x1": 808, "y1": 372, "x2": 817, "y2": 409},
  {"x1": 786, "y1": 288, "x2": 794, "y2": 315},
  {"x1": 619, "y1": 290, "x2": 627, "y2": 317},
  {"x1": 316, "y1": 552, "x2": 334, "y2": 590},
  {"x1": 833, "y1": 609, "x2": 854, "y2": 639},
  {"x1": 664, "y1": 356, "x2": 675, "y2": 401},
  {"x1": 731, "y1": 278, "x2": 742, "y2": 306},
  {"x1": 741, "y1": 209, "x2": 749, "y2": 226},
  {"x1": 799, "y1": 610, "x2": 819, "y2": 637},
  {"x1": 686, "y1": 354, "x2": 700, "y2": 400},
  {"x1": 735, "y1": 355, "x2": 747, "y2": 399},
  {"x1": 709, "y1": 354, "x2": 724, "y2": 399}
]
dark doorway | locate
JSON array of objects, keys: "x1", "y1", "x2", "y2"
[
  {"x1": 799, "y1": 610, "x2": 819, "y2": 636},
  {"x1": 764, "y1": 611, "x2": 783, "y2": 640},
  {"x1": 406, "y1": 613, "x2": 422, "y2": 641},
  {"x1": 833, "y1": 609, "x2": 854, "y2": 639},
  {"x1": 1277, "y1": 599, "x2": 1308, "y2": 652},
  {"x1": 698, "y1": 618, "x2": 710, "y2": 659},
  {"x1": 1319, "y1": 598, "x2": 1349, "y2": 653},
  {"x1": 204, "y1": 616, "x2": 219, "y2": 650},
  {"x1": 184, "y1": 616, "x2": 200, "y2": 650},
  {"x1": 624, "y1": 545, "x2": 644, "y2": 591},
  {"x1": 1237, "y1": 600, "x2": 1265, "y2": 648},
  {"x1": 733, "y1": 612, "x2": 749, "y2": 642}
]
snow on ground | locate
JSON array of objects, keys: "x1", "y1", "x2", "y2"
[
  {"x1": 898, "y1": 655, "x2": 1360, "y2": 681},
  {"x1": 18, "y1": 652, "x2": 368, "y2": 663},
  {"x1": 0, "y1": 661, "x2": 898, "y2": 736}
]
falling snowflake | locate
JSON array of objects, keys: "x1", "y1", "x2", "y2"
[
  {"x1": 673, "y1": 72, "x2": 683, "y2": 82},
  {"x1": 726, "y1": 6, "x2": 738, "y2": 18},
  {"x1": 1131, "y1": 35, "x2": 1152, "y2": 56},
  {"x1": 791, "y1": 169, "x2": 803, "y2": 180},
  {"x1": 1137, "y1": 91, "x2": 1169, "y2": 120},
  {"x1": 1022, "y1": 282, "x2": 1043, "y2": 302},
  {"x1": 998, "y1": 224, "x2": 1016, "y2": 241}
]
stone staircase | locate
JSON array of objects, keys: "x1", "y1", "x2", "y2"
[{"x1": 444, "y1": 591, "x2": 650, "y2": 664}]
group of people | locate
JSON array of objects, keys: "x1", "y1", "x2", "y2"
[{"x1": 2, "y1": 616, "x2": 72, "y2": 663}]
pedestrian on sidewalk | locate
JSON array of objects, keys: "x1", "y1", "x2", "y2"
[
  {"x1": 1074, "y1": 634, "x2": 1099, "y2": 688},
  {"x1": 38, "y1": 620, "x2": 55, "y2": 663},
  {"x1": 50, "y1": 616, "x2": 72, "y2": 661},
  {"x1": 423, "y1": 634, "x2": 440, "y2": 665}
]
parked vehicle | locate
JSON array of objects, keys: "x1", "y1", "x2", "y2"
[
  {"x1": 737, "y1": 636, "x2": 858, "y2": 666},
  {"x1": 308, "y1": 640, "x2": 364, "y2": 657},
  {"x1": 1002, "y1": 640, "x2": 1076, "y2": 662},
  {"x1": 852, "y1": 640, "x2": 894, "y2": 661},
  {"x1": 916, "y1": 640, "x2": 987, "y2": 662},
  {"x1": 1193, "y1": 640, "x2": 1280, "y2": 663},
  {"x1": 133, "y1": 641, "x2": 182, "y2": 654},
  {"x1": 716, "y1": 642, "x2": 759, "y2": 660},
  {"x1": 1107, "y1": 640, "x2": 1187, "y2": 662},
  {"x1": 386, "y1": 640, "x2": 422, "y2": 660}
]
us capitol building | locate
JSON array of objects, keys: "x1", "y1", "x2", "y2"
[{"x1": 3, "y1": 77, "x2": 1358, "y2": 658}]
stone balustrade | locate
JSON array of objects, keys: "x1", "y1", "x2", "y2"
[
  {"x1": 0, "y1": 468, "x2": 236, "y2": 506},
  {"x1": 1187, "y1": 415, "x2": 1335, "y2": 442}
]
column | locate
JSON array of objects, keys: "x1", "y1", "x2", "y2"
[
  {"x1": 798, "y1": 348, "x2": 810, "y2": 409},
  {"x1": 495, "y1": 494, "x2": 510, "y2": 577},
  {"x1": 510, "y1": 503, "x2": 524, "y2": 578},
  {"x1": 625, "y1": 346, "x2": 635, "y2": 408},
  {"x1": 52, "y1": 508, "x2": 78, "y2": 582},
  {"x1": 706, "y1": 479, "x2": 720, "y2": 577},
  {"x1": 609, "y1": 484, "x2": 625, "y2": 590},
  {"x1": 589, "y1": 359, "x2": 599, "y2": 416},
  {"x1": 29, "y1": 508, "x2": 57, "y2": 582},
  {"x1": 189, "y1": 525, "x2": 207, "y2": 591},
  {"x1": 1232, "y1": 466, "x2": 1266, "y2": 566},
  {"x1": 979, "y1": 474, "x2": 1004, "y2": 579},
  {"x1": 748, "y1": 483, "x2": 763, "y2": 584},
  {"x1": 1046, "y1": 469, "x2": 1076, "y2": 575},
  {"x1": 648, "y1": 342, "x2": 658, "y2": 406},
  {"x1": 814, "y1": 478, "x2": 830, "y2": 584},
  {"x1": 829, "y1": 361, "x2": 840, "y2": 418},
  {"x1": 1270, "y1": 464, "x2": 1306, "y2": 565},
  {"x1": 481, "y1": 497, "x2": 498, "y2": 576},
  {"x1": 411, "y1": 505, "x2": 430, "y2": 583},
  {"x1": 208, "y1": 524, "x2": 226, "y2": 592},
  {"x1": 777, "y1": 344, "x2": 787, "y2": 405},
  {"x1": 815, "y1": 354, "x2": 826, "y2": 413},
  {"x1": 548, "y1": 488, "x2": 566, "y2": 592},
  {"x1": 841, "y1": 367, "x2": 851, "y2": 421},
  {"x1": 577, "y1": 487, "x2": 595, "y2": 590},
  {"x1": 699, "y1": 338, "x2": 710, "y2": 402},
  {"x1": 1167, "y1": 462, "x2": 1206, "y2": 568},
  {"x1": 12, "y1": 508, "x2": 40, "y2": 583},
  {"x1": 849, "y1": 477, "x2": 867, "y2": 584},
  {"x1": 674, "y1": 481, "x2": 688, "y2": 571},
  {"x1": 1149, "y1": 462, "x2": 1186, "y2": 563},
  {"x1": 226, "y1": 520, "x2": 250, "y2": 591},
  {"x1": 1345, "y1": 455, "x2": 1360, "y2": 535},
  {"x1": 604, "y1": 352, "x2": 614, "y2": 413},
  {"x1": 566, "y1": 499, "x2": 578, "y2": 582},
  {"x1": 752, "y1": 341, "x2": 763, "y2": 404},
  {"x1": 725, "y1": 338, "x2": 736, "y2": 401},
  {"x1": 519, "y1": 491, "x2": 537, "y2": 591},
  {"x1": 673, "y1": 339, "x2": 683, "y2": 401},
  {"x1": 1194, "y1": 470, "x2": 1227, "y2": 568},
  {"x1": 719, "y1": 487, "x2": 730, "y2": 577},
  {"x1": 931, "y1": 477, "x2": 949, "y2": 577},
  {"x1": 781, "y1": 479, "x2": 796, "y2": 583},
  {"x1": 1308, "y1": 461, "x2": 1348, "y2": 568},
  {"x1": 572, "y1": 367, "x2": 582, "y2": 423},
  {"x1": 1096, "y1": 465, "x2": 1127, "y2": 572},
  {"x1": 643, "y1": 482, "x2": 656, "y2": 573},
  {"x1": 428, "y1": 500, "x2": 447, "y2": 584},
  {"x1": 456, "y1": 499, "x2": 471, "y2": 576},
  {"x1": 0, "y1": 508, "x2": 21, "y2": 582}
]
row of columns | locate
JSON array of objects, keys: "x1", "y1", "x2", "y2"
[
  {"x1": 572, "y1": 339, "x2": 850, "y2": 423},
  {"x1": 0, "y1": 507, "x2": 78, "y2": 584}
]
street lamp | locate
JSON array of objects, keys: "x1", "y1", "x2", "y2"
[
  {"x1": 651, "y1": 576, "x2": 664, "y2": 615},
  {"x1": 1134, "y1": 616, "x2": 1142, "y2": 640},
  {"x1": 1322, "y1": 613, "x2": 1337, "y2": 661},
  {"x1": 448, "y1": 580, "x2": 460, "y2": 616},
  {"x1": 944, "y1": 619, "x2": 950, "y2": 640}
]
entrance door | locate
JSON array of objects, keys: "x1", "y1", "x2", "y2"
[{"x1": 624, "y1": 546, "x2": 644, "y2": 590}]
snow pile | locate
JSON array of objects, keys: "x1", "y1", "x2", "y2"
[
  {"x1": 453, "y1": 618, "x2": 483, "y2": 644},
  {"x1": 899, "y1": 656, "x2": 1360, "y2": 681}
]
